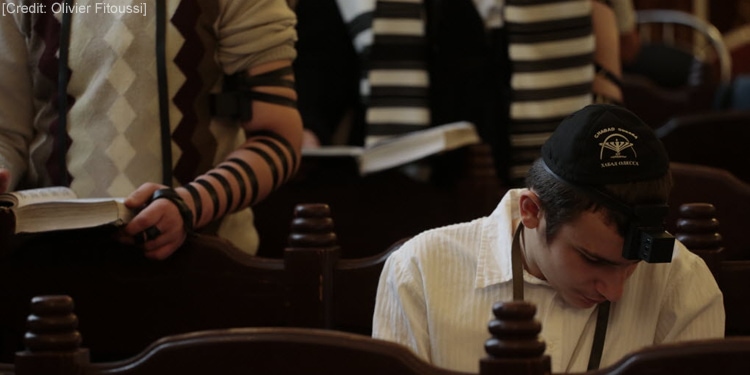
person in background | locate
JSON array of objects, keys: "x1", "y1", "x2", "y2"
[
  {"x1": 593, "y1": 0, "x2": 626, "y2": 104},
  {"x1": 0, "y1": 0, "x2": 303, "y2": 259},
  {"x1": 372, "y1": 104, "x2": 724, "y2": 373},
  {"x1": 295, "y1": 0, "x2": 630, "y2": 187},
  {"x1": 609, "y1": 0, "x2": 642, "y2": 64}
]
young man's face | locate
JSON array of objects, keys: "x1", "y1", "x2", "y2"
[{"x1": 531, "y1": 210, "x2": 640, "y2": 309}]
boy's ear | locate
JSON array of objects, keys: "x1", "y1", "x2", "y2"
[{"x1": 519, "y1": 190, "x2": 543, "y2": 229}]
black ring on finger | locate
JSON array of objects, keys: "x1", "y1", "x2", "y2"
[{"x1": 144, "y1": 226, "x2": 162, "y2": 241}]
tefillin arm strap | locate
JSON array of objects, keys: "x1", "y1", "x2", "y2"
[
  {"x1": 211, "y1": 66, "x2": 298, "y2": 122},
  {"x1": 155, "y1": 0, "x2": 173, "y2": 186},
  {"x1": 511, "y1": 223, "x2": 610, "y2": 370},
  {"x1": 57, "y1": 0, "x2": 73, "y2": 187}
]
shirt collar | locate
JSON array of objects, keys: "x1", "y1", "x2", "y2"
[{"x1": 474, "y1": 188, "x2": 524, "y2": 288}]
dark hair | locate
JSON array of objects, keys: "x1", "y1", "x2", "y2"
[{"x1": 525, "y1": 158, "x2": 673, "y2": 241}]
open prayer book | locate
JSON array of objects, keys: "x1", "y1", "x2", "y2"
[
  {"x1": 0, "y1": 186, "x2": 134, "y2": 235},
  {"x1": 302, "y1": 121, "x2": 481, "y2": 175}
]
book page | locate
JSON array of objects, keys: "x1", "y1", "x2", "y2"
[
  {"x1": 301, "y1": 146, "x2": 365, "y2": 157},
  {"x1": 0, "y1": 187, "x2": 78, "y2": 208}
]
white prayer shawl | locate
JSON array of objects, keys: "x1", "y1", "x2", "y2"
[{"x1": 336, "y1": 0, "x2": 595, "y2": 181}]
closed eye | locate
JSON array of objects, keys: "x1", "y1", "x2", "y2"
[{"x1": 579, "y1": 251, "x2": 604, "y2": 264}]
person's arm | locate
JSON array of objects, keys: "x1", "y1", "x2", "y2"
[
  {"x1": 608, "y1": 0, "x2": 641, "y2": 63},
  {"x1": 372, "y1": 245, "x2": 433, "y2": 362},
  {"x1": 655, "y1": 247, "x2": 726, "y2": 342},
  {"x1": 120, "y1": 0, "x2": 302, "y2": 259},
  {"x1": 592, "y1": 0, "x2": 624, "y2": 103},
  {"x1": 121, "y1": 59, "x2": 303, "y2": 260},
  {"x1": 0, "y1": 11, "x2": 34, "y2": 193}
]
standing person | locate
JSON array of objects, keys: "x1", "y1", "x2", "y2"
[
  {"x1": 372, "y1": 104, "x2": 724, "y2": 372},
  {"x1": 608, "y1": 0, "x2": 641, "y2": 64},
  {"x1": 296, "y1": 0, "x2": 616, "y2": 187},
  {"x1": 0, "y1": 0, "x2": 303, "y2": 259}
]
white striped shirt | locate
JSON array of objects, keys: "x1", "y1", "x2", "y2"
[{"x1": 372, "y1": 188, "x2": 725, "y2": 373}]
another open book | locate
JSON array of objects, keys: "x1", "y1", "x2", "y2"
[
  {"x1": 0, "y1": 186, "x2": 134, "y2": 235},
  {"x1": 301, "y1": 121, "x2": 481, "y2": 175}
]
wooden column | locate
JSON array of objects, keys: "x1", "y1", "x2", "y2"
[{"x1": 284, "y1": 203, "x2": 340, "y2": 329}]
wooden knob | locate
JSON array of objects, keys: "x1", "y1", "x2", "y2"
[
  {"x1": 23, "y1": 295, "x2": 82, "y2": 352},
  {"x1": 484, "y1": 301, "x2": 546, "y2": 358},
  {"x1": 288, "y1": 203, "x2": 338, "y2": 247}
]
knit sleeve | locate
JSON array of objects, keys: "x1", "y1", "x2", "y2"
[
  {"x1": 0, "y1": 11, "x2": 33, "y2": 190},
  {"x1": 216, "y1": 0, "x2": 298, "y2": 74}
]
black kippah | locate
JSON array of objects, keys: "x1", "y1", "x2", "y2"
[{"x1": 541, "y1": 104, "x2": 669, "y2": 186}]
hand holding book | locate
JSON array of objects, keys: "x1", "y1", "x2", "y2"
[
  {"x1": 0, "y1": 183, "x2": 194, "y2": 260},
  {"x1": 115, "y1": 183, "x2": 195, "y2": 261}
]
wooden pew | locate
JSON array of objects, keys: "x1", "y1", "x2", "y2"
[
  {"x1": 656, "y1": 111, "x2": 750, "y2": 184},
  {"x1": 6, "y1": 295, "x2": 750, "y2": 375},
  {"x1": 285, "y1": 203, "x2": 406, "y2": 335},
  {"x1": 0, "y1": 205, "x2": 341, "y2": 362},
  {"x1": 0, "y1": 199, "x2": 405, "y2": 358},
  {"x1": 253, "y1": 143, "x2": 506, "y2": 259},
  {"x1": 331, "y1": 237, "x2": 407, "y2": 335},
  {"x1": 673, "y1": 202, "x2": 750, "y2": 337},
  {"x1": 667, "y1": 162, "x2": 750, "y2": 260},
  {"x1": 0, "y1": 198, "x2": 400, "y2": 363}
]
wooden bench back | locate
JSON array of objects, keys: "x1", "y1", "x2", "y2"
[{"x1": 6, "y1": 296, "x2": 750, "y2": 375}]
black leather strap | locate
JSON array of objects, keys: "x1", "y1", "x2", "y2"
[
  {"x1": 211, "y1": 66, "x2": 298, "y2": 121},
  {"x1": 244, "y1": 146, "x2": 279, "y2": 190},
  {"x1": 588, "y1": 301, "x2": 611, "y2": 370},
  {"x1": 228, "y1": 157, "x2": 259, "y2": 205},
  {"x1": 511, "y1": 223, "x2": 525, "y2": 301},
  {"x1": 595, "y1": 62, "x2": 623, "y2": 89},
  {"x1": 155, "y1": 0, "x2": 173, "y2": 186},
  {"x1": 218, "y1": 163, "x2": 247, "y2": 207},
  {"x1": 247, "y1": 130, "x2": 298, "y2": 173},
  {"x1": 234, "y1": 66, "x2": 296, "y2": 89},
  {"x1": 57, "y1": 0, "x2": 73, "y2": 187},
  {"x1": 184, "y1": 183, "x2": 203, "y2": 226},
  {"x1": 253, "y1": 138, "x2": 290, "y2": 181},
  {"x1": 150, "y1": 188, "x2": 194, "y2": 236},
  {"x1": 195, "y1": 179, "x2": 221, "y2": 221},
  {"x1": 208, "y1": 171, "x2": 234, "y2": 217}
]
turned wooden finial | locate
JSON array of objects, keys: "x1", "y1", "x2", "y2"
[
  {"x1": 675, "y1": 203, "x2": 724, "y2": 276},
  {"x1": 287, "y1": 203, "x2": 338, "y2": 248},
  {"x1": 481, "y1": 301, "x2": 550, "y2": 375},
  {"x1": 23, "y1": 295, "x2": 82, "y2": 352},
  {"x1": 675, "y1": 203, "x2": 723, "y2": 251},
  {"x1": 15, "y1": 295, "x2": 90, "y2": 375}
]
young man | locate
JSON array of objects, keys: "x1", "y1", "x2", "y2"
[{"x1": 372, "y1": 104, "x2": 725, "y2": 372}]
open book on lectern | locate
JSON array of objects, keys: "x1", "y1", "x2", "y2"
[{"x1": 301, "y1": 121, "x2": 481, "y2": 175}]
